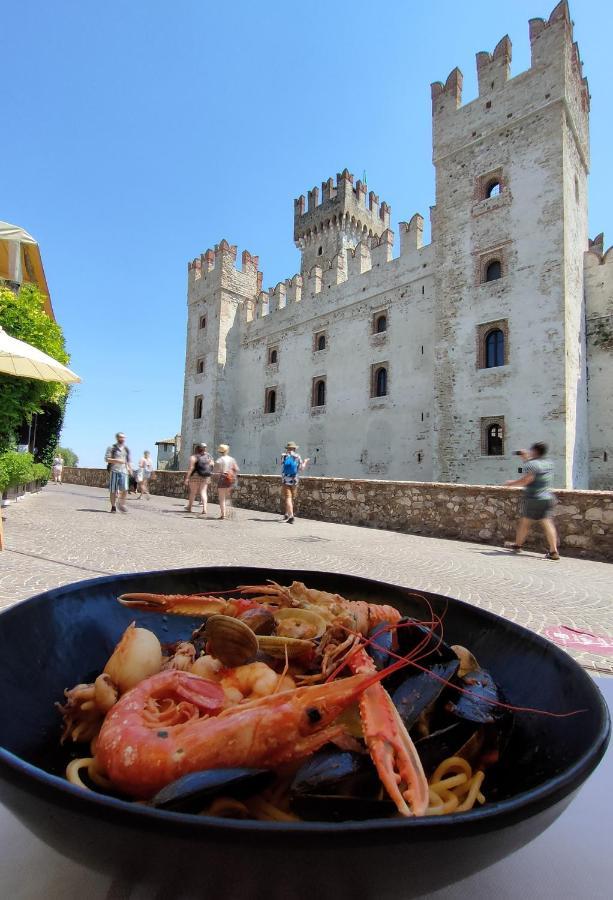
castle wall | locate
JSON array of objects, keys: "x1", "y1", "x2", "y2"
[
  {"x1": 61, "y1": 468, "x2": 613, "y2": 564},
  {"x1": 431, "y1": 6, "x2": 590, "y2": 488},
  {"x1": 585, "y1": 248, "x2": 613, "y2": 489},
  {"x1": 180, "y1": 244, "x2": 259, "y2": 466},
  {"x1": 230, "y1": 229, "x2": 435, "y2": 480},
  {"x1": 180, "y1": 3, "x2": 612, "y2": 491}
]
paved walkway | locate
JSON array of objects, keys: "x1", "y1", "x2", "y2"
[{"x1": 1, "y1": 484, "x2": 612, "y2": 673}]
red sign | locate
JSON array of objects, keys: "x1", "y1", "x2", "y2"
[{"x1": 544, "y1": 625, "x2": 613, "y2": 658}]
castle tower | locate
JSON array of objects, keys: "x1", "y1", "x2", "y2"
[
  {"x1": 180, "y1": 242, "x2": 261, "y2": 466},
  {"x1": 294, "y1": 169, "x2": 391, "y2": 277},
  {"x1": 430, "y1": 1, "x2": 590, "y2": 487}
]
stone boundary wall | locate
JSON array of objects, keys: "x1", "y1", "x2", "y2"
[{"x1": 62, "y1": 469, "x2": 613, "y2": 563}]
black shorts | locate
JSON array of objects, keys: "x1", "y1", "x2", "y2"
[{"x1": 521, "y1": 497, "x2": 555, "y2": 520}]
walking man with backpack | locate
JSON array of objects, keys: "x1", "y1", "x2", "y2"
[{"x1": 280, "y1": 441, "x2": 309, "y2": 524}]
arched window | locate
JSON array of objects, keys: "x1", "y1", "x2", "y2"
[
  {"x1": 485, "y1": 260, "x2": 501, "y2": 282},
  {"x1": 485, "y1": 329, "x2": 504, "y2": 368},
  {"x1": 317, "y1": 246, "x2": 323, "y2": 256},
  {"x1": 486, "y1": 181, "x2": 501, "y2": 198},
  {"x1": 199, "y1": 315, "x2": 206, "y2": 329},
  {"x1": 269, "y1": 349, "x2": 278, "y2": 365},
  {"x1": 375, "y1": 367, "x2": 387, "y2": 397},
  {"x1": 314, "y1": 379, "x2": 326, "y2": 407},
  {"x1": 375, "y1": 314, "x2": 387, "y2": 333},
  {"x1": 317, "y1": 334, "x2": 326, "y2": 351},
  {"x1": 266, "y1": 389, "x2": 276, "y2": 414},
  {"x1": 487, "y1": 424, "x2": 503, "y2": 456}
]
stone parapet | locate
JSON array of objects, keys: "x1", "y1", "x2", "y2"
[{"x1": 62, "y1": 469, "x2": 613, "y2": 563}]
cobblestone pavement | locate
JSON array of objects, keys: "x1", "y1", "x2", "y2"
[{"x1": 1, "y1": 484, "x2": 612, "y2": 673}]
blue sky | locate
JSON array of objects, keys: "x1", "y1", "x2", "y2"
[{"x1": 4, "y1": 1, "x2": 612, "y2": 466}]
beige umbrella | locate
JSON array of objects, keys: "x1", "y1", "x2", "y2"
[
  {"x1": 0, "y1": 325, "x2": 81, "y2": 383},
  {"x1": 0, "y1": 326, "x2": 81, "y2": 549}
]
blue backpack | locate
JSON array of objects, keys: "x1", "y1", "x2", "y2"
[{"x1": 282, "y1": 453, "x2": 300, "y2": 478}]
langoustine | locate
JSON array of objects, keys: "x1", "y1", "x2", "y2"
[{"x1": 94, "y1": 668, "x2": 386, "y2": 800}]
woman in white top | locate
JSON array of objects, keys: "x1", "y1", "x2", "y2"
[
  {"x1": 52, "y1": 454, "x2": 64, "y2": 484},
  {"x1": 137, "y1": 451, "x2": 154, "y2": 499},
  {"x1": 214, "y1": 443, "x2": 239, "y2": 520}
]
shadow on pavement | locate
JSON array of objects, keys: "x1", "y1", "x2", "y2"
[{"x1": 247, "y1": 517, "x2": 283, "y2": 523}]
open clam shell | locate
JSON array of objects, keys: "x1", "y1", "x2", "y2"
[
  {"x1": 256, "y1": 635, "x2": 315, "y2": 659},
  {"x1": 204, "y1": 615, "x2": 258, "y2": 668},
  {"x1": 273, "y1": 608, "x2": 327, "y2": 641}
]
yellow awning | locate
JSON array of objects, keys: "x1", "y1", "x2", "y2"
[{"x1": 0, "y1": 222, "x2": 54, "y2": 319}]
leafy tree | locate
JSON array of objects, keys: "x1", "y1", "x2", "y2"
[
  {"x1": 56, "y1": 446, "x2": 78, "y2": 467},
  {"x1": 0, "y1": 284, "x2": 70, "y2": 454}
]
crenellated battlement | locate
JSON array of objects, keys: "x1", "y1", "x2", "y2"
[
  {"x1": 476, "y1": 35, "x2": 512, "y2": 96},
  {"x1": 431, "y1": 2, "x2": 589, "y2": 123},
  {"x1": 188, "y1": 240, "x2": 263, "y2": 295},
  {"x1": 244, "y1": 215, "x2": 433, "y2": 329},
  {"x1": 586, "y1": 233, "x2": 613, "y2": 268},
  {"x1": 293, "y1": 168, "x2": 391, "y2": 246}
]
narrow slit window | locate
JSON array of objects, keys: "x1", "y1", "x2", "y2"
[
  {"x1": 265, "y1": 389, "x2": 276, "y2": 414},
  {"x1": 196, "y1": 358, "x2": 204, "y2": 375},
  {"x1": 485, "y1": 260, "x2": 502, "y2": 282},
  {"x1": 375, "y1": 367, "x2": 387, "y2": 397},
  {"x1": 317, "y1": 333, "x2": 326, "y2": 351},
  {"x1": 199, "y1": 315, "x2": 206, "y2": 329},
  {"x1": 193, "y1": 396, "x2": 203, "y2": 419},
  {"x1": 268, "y1": 348, "x2": 278, "y2": 365},
  {"x1": 485, "y1": 329, "x2": 505, "y2": 367},
  {"x1": 487, "y1": 424, "x2": 503, "y2": 456},
  {"x1": 313, "y1": 379, "x2": 326, "y2": 407},
  {"x1": 375, "y1": 314, "x2": 387, "y2": 333}
]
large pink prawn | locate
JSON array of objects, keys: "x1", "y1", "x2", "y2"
[
  {"x1": 95, "y1": 668, "x2": 394, "y2": 801},
  {"x1": 113, "y1": 581, "x2": 429, "y2": 815}
]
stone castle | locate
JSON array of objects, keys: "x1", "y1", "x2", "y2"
[{"x1": 181, "y1": 1, "x2": 612, "y2": 490}]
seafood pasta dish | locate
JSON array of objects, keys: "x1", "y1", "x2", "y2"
[{"x1": 57, "y1": 581, "x2": 514, "y2": 821}]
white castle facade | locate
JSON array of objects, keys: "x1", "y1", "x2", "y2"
[{"x1": 181, "y1": 2, "x2": 613, "y2": 490}]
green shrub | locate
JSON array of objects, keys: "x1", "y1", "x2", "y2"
[
  {"x1": 32, "y1": 463, "x2": 50, "y2": 484},
  {"x1": 0, "y1": 451, "x2": 49, "y2": 490}
]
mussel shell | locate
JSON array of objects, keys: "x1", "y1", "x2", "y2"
[
  {"x1": 366, "y1": 621, "x2": 394, "y2": 671},
  {"x1": 290, "y1": 749, "x2": 391, "y2": 821},
  {"x1": 291, "y1": 749, "x2": 380, "y2": 798},
  {"x1": 447, "y1": 668, "x2": 504, "y2": 724},
  {"x1": 395, "y1": 618, "x2": 457, "y2": 665},
  {"x1": 237, "y1": 607, "x2": 276, "y2": 635},
  {"x1": 414, "y1": 720, "x2": 479, "y2": 776},
  {"x1": 391, "y1": 659, "x2": 460, "y2": 733},
  {"x1": 204, "y1": 615, "x2": 258, "y2": 668},
  {"x1": 151, "y1": 768, "x2": 273, "y2": 813},
  {"x1": 290, "y1": 794, "x2": 396, "y2": 822}
]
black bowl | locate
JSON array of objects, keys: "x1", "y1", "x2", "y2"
[{"x1": 0, "y1": 567, "x2": 609, "y2": 900}]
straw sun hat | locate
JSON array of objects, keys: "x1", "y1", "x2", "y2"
[
  {"x1": 217, "y1": 443, "x2": 229, "y2": 454},
  {"x1": 285, "y1": 441, "x2": 298, "y2": 450}
]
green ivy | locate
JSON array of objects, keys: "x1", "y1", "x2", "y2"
[{"x1": 0, "y1": 284, "x2": 71, "y2": 453}]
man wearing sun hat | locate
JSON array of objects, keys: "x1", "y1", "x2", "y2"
[{"x1": 280, "y1": 441, "x2": 309, "y2": 524}]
